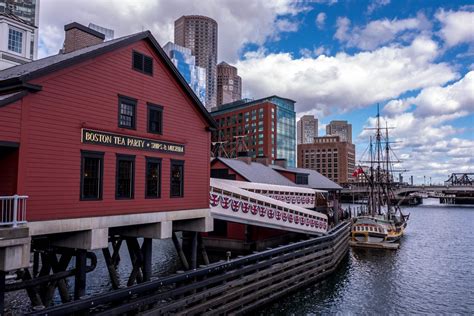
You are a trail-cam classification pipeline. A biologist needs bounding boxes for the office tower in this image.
[88,23,114,40]
[298,135,356,184]
[0,0,39,60]
[217,61,241,106]
[211,96,297,167]
[175,15,217,110]
[326,120,352,143]
[163,42,206,105]
[297,115,318,144]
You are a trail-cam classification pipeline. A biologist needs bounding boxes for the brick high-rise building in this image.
[297,115,318,144]
[0,0,39,60]
[298,135,355,184]
[175,15,217,110]
[326,120,352,143]
[217,61,241,106]
[211,96,296,167]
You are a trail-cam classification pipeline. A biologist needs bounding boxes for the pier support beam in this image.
[142,238,152,282]
[172,232,189,270]
[51,228,108,250]
[74,249,87,300]
[190,232,198,270]
[0,271,4,316]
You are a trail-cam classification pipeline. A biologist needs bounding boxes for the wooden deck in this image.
[349,240,400,250]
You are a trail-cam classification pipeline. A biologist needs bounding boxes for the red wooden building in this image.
[0,23,216,273]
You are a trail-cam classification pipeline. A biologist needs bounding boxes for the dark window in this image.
[118,95,137,129]
[80,151,104,200]
[116,155,135,199]
[147,103,163,134]
[146,157,161,198]
[170,160,184,198]
[295,173,309,185]
[132,51,153,75]
[211,168,236,180]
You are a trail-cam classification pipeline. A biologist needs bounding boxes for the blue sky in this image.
[38,0,473,183]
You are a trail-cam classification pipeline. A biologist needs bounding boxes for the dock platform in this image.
[349,240,400,250]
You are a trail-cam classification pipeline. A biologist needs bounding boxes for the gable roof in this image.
[0,31,217,129]
[213,157,297,186]
[271,165,342,190]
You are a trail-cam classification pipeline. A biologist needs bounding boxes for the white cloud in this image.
[364,73,474,183]
[334,17,350,42]
[299,45,330,58]
[436,9,474,47]
[335,13,431,50]
[316,12,326,29]
[236,36,457,115]
[38,0,309,61]
[367,0,390,15]
[358,111,473,183]
[384,71,474,116]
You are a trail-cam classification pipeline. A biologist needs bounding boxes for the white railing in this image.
[0,195,28,227]
[214,179,324,209]
[210,179,328,235]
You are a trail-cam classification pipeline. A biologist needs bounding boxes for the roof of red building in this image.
[270,165,342,191]
[212,157,342,191]
[0,31,217,129]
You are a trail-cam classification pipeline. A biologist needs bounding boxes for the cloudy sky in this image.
[37,0,473,184]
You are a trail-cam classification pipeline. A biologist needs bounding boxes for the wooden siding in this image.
[12,40,210,221]
[0,100,22,143]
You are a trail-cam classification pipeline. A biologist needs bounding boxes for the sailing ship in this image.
[350,107,409,249]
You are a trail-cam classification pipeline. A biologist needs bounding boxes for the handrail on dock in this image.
[0,195,28,227]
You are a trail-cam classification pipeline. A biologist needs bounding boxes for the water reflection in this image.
[261,204,474,315]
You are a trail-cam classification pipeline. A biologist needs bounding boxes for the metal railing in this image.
[0,195,28,227]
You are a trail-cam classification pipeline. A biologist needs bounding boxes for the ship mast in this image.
[369,136,375,216]
[385,121,392,214]
[376,104,383,215]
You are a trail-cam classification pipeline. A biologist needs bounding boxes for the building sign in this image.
[81,129,184,154]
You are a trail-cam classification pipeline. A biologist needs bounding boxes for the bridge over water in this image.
[341,173,474,205]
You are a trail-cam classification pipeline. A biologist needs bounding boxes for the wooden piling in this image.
[0,271,5,316]
[172,232,190,270]
[102,247,120,289]
[191,232,198,270]
[74,249,87,300]
[198,234,210,265]
[142,238,152,282]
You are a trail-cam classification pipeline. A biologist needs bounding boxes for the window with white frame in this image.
[8,28,23,54]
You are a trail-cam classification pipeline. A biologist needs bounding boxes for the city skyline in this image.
[33,0,473,183]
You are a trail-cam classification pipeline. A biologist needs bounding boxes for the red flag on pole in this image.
[352,167,363,177]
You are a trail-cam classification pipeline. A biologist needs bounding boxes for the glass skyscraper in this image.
[273,97,296,167]
[163,42,206,105]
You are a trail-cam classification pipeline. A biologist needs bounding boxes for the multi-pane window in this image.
[81,151,104,200]
[118,96,136,129]
[116,155,135,199]
[8,28,23,54]
[295,174,309,185]
[146,158,161,198]
[132,51,153,75]
[148,103,163,134]
[170,160,184,198]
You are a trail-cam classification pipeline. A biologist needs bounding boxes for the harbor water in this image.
[261,200,474,315]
